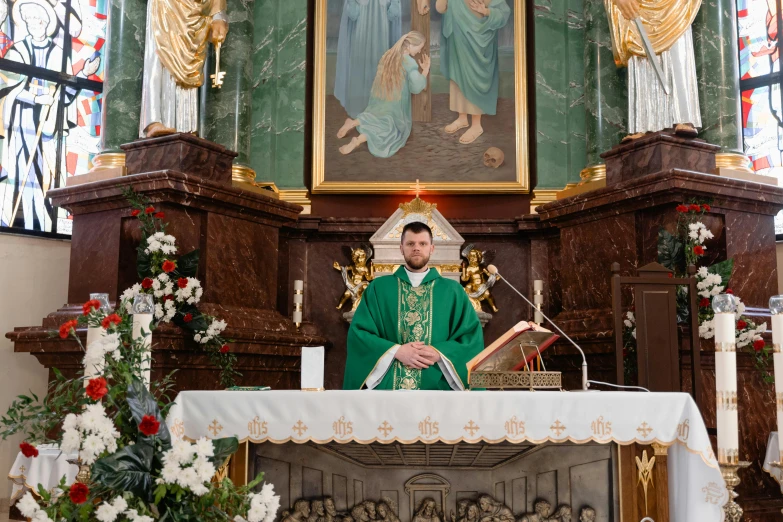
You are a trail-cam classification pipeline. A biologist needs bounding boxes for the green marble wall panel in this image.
[101,0,146,152]
[203,0,256,165]
[249,0,306,188]
[583,0,626,167]
[534,0,588,189]
[693,0,742,152]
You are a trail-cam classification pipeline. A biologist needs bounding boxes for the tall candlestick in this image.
[770,295,783,464]
[713,294,739,465]
[293,280,304,328]
[132,294,154,388]
[533,280,544,325]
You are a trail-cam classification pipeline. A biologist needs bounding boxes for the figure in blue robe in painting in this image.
[334,0,402,118]
[0,0,97,231]
[438,0,510,144]
[336,31,429,157]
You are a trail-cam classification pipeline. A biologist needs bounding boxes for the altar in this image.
[166,390,725,522]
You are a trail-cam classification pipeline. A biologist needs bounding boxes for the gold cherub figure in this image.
[461,244,500,313]
[334,246,374,311]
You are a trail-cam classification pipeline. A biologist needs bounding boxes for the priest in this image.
[343,221,484,390]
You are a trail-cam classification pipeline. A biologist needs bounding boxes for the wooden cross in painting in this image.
[412,0,431,122]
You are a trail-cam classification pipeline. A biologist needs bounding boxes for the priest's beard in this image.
[404,251,431,271]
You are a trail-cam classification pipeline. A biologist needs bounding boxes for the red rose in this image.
[131,209,141,217]
[183,313,193,323]
[726,289,734,294]
[667,273,673,278]
[82,299,101,315]
[69,482,89,504]
[19,442,38,458]
[689,204,701,212]
[85,377,108,401]
[177,277,189,289]
[699,298,710,308]
[154,212,165,219]
[693,246,704,255]
[162,294,174,302]
[754,339,766,352]
[220,344,230,354]
[162,260,176,273]
[101,314,122,329]
[144,206,155,215]
[702,203,711,212]
[676,204,688,213]
[737,319,748,330]
[138,414,160,436]
[59,319,78,339]
[141,277,154,289]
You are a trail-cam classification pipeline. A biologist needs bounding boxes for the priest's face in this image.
[401,230,434,271]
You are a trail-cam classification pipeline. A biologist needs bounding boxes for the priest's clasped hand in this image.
[395,342,441,369]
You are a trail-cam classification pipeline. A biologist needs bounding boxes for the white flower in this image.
[61,428,81,453]
[63,413,79,431]
[112,496,128,513]
[195,437,215,458]
[623,319,632,328]
[154,303,164,320]
[697,266,709,278]
[631,329,637,339]
[95,502,119,522]
[17,492,40,518]
[153,232,165,240]
[688,230,698,240]
[31,511,53,522]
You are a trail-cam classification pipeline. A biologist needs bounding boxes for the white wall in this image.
[0,234,70,507]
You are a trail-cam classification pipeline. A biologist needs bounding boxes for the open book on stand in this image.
[467,321,559,379]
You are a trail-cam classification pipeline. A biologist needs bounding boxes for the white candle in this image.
[772,310,783,462]
[533,280,543,292]
[294,280,304,291]
[293,293,303,304]
[714,311,738,464]
[84,326,105,385]
[132,313,154,388]
[293,310,303,324]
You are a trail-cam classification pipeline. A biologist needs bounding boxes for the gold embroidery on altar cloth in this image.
[392,278,435,390]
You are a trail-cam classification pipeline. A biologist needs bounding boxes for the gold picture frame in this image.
[310,0,529,194]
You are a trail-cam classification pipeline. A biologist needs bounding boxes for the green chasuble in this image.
[344,266,484,390]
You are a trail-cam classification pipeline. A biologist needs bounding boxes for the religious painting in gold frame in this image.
[311,0,529,194]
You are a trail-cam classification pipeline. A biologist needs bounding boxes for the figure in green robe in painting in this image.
[336,31,430,157]
[438,0,510,145]
[343,221,484,390]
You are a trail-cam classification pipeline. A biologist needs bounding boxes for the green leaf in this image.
[127,378,172,448]
[137,248,152,279]
[209,437,238,467]
[176,249,200,278]
[708,259,734,288]
[92,442,154,502]
[657,228,684,273]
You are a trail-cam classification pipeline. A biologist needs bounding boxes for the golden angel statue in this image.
[460,244,500,313]
[139,0,228,137]
[334,246,374,311]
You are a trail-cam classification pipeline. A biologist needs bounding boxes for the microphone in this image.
[487,265,590,391]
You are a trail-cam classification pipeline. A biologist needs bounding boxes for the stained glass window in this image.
[0,0,104,236]
[737,0,783,234]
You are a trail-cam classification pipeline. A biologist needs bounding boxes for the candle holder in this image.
[89,292,112,313]
[66,458,92,484]
[720,460,751,522]
[768,460,783,516]
[293,280,304,330]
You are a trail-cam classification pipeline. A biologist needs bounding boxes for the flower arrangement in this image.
[120,188,238,387]
[0,192,279,521]
[653,201,772,382]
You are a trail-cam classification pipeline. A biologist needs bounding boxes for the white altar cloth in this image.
[7,444,78,503]
[166,390,727,521]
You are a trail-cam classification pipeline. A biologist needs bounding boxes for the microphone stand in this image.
[489,266,590,391]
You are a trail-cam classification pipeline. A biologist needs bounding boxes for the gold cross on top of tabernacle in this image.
[292,420,308,437]
[208,419,223,437]
[464,420,480,437]
[378,421,394,437]
[410,179,426,198]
